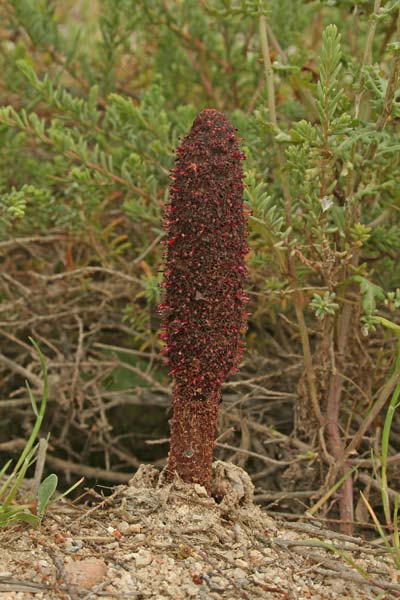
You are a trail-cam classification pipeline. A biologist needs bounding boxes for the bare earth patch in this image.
[0,462,398,600]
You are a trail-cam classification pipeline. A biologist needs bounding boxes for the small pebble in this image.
[38,560,48,567]
[182,583,200,597]
[233,567,247,581]
[235,558,248,569]
[209,575,225,589]
[64,538,83,553]
[249,549,263,563]
[64,558,107,591]
[117,520,130,534]
[105,542,119,549]
[193,484,208,497]
[134,549,153,567]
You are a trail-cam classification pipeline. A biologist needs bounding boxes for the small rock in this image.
[190,513,204,523]
[64,558,107,591]
[209,575,226,589]
[64,537,83,553]
[165,569,179,584]
[235,558,248,569]
[177,505,189,517]
[134,569,150,583]
[117,521,130,534]
[129,523,142,533]
[160,582,182,597]
[117,571,134,586]
[193,484,208,497]
[38,560,48,567]
[38,559,52,575]
[134,549,153,567]
[233,567,247,581]
[234,523,248,546]
[129,464,159,488]
[182,583,200,597]
[249,549,263,563]
[211,461,254,507]
[251,572,268,585]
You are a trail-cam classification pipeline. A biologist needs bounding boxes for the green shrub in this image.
[0,0,399,533]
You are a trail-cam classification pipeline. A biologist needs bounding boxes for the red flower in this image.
[159,109,248,490]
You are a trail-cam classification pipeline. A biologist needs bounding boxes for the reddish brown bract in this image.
[159,108,248,489]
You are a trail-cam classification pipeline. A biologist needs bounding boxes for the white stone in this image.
[134,549,153,567]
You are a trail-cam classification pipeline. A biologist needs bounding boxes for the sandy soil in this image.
[0,462,398,600]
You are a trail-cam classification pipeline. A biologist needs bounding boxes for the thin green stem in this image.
[0,339,47,502]
[258,13,321,425]
[258,14,292,228]
[379,330,400,531]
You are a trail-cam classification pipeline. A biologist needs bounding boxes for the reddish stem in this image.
[167,388,220,491]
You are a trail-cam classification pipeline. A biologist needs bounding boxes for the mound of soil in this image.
[0,462,398,599]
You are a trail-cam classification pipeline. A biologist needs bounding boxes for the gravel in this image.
[0,461,398,600]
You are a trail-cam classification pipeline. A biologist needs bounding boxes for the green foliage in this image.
[354,276,385,317]
[1,0,400,527]
[385,289,400,312]
[310,291,339,320]
[0,0,398,377]
[316,25,343,132]
[245,170,285,244]
[37,473,58,517]
[11,0,60,49]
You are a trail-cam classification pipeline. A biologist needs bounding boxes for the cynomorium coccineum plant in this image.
[159,109,249,491]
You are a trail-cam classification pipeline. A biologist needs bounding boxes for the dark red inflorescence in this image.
[159,109,249,488]
[160,109,248,402]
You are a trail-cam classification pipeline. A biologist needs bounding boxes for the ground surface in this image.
[0,462,398,600]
